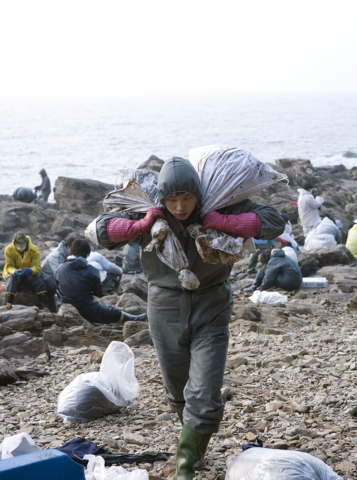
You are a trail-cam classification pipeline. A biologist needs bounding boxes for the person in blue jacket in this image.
[35,168,51,202]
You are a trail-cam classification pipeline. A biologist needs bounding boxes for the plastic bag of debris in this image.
[57,342,139,423]
[225,447,344,480]
[249,290,288,304]
[84,454,148,480]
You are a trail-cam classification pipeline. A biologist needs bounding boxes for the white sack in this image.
[225,447,343,480]
[57,342,139,423]
[305,233,336,251]
[188,145,288,216]
[250,291,288,304]
[84,454,148,480]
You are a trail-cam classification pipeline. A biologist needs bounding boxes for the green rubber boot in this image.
[174,424,212,480]
[247,252,258,273]
[177,412,183,425]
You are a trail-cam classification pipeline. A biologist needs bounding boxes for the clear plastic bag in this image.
[57,342,139,423]
[249,291,288,304]
[225,448,344,480]
[84,455,148,480]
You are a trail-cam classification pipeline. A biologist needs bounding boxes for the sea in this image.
[0,93,356,202]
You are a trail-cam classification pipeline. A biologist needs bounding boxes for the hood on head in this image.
[39,168,47,177]
[158,157,202,204]
[272,249,285,257]
[67,256,88,270]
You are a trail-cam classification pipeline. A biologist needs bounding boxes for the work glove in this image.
[14,269,24,277]
[23,267,33,276]
[201,211,261,238]
[137,208,168,233]
[107,207,167,243]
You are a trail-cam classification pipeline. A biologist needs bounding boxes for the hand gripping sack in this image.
[225,447,344,480]
[57,342,139,423]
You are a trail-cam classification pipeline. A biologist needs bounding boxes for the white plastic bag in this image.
[189,146,288,216]
[249,291,288,304]
[84,455,148,480]
[225,447,343,480]
[0,432,41,460]
[57,342,139,423]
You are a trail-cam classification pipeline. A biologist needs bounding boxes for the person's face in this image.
[164,193,197,221]
[15,243,26,252]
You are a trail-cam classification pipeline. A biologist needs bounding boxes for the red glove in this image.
[108,208,167,242]
[257,287,263,291]
[201,211,260,238]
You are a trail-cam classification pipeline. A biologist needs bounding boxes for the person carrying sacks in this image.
[89,156,285,480]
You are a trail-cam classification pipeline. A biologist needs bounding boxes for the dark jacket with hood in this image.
[36,169,51,199]
[55,256,104,321]
[260,249,302,291]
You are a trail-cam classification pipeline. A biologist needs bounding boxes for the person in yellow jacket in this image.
[2,232,49,311]
[346,220,357,260]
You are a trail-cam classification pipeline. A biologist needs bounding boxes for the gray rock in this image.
[0,356,19,385]
[116,293,147,315]
[124,329,152,347]
[122,278,148,302]
[2,338,48,359]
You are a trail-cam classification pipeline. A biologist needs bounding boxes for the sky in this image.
[0,0,356,99]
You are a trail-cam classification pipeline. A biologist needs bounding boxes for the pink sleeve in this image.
[224,212,261,237]
[107,217,142,242]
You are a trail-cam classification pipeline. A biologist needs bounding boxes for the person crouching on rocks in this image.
[55,239,146,324]
[3,232,50,311]
[89,156,285,480]
[245,247,302,293]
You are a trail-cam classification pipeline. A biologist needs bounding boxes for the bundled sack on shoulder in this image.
[226,447,343,480]
[86,148,287,288]
[57,342,139,423]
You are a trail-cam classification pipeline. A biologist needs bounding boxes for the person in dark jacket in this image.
[35,168,51,202]
[55,239,147,324]
[13,187,37,203]
[245,248,302,292]
[86,156,285,479]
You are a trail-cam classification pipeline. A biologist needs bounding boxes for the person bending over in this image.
[245,248,302,293]
[89,156,285,479]
[55,239,146,324]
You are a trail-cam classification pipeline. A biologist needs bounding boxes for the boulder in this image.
[0,356,19,385]
[123,320,149,340]
[124,329,152,347]
[116,293,147,315]
[43,325,67,346]
[121,277,148,302]
[54,177,114,215]
[137,155,164,172]
[2,338,49,359]
[303,244,354,267]
[0,306,38,331]
[57,303,94,329]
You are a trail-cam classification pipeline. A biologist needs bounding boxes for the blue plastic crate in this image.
[0,449,85,479]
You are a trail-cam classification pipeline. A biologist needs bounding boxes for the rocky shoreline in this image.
[0,157,357,479]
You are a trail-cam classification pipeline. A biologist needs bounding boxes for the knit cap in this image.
[13,232,27,244]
